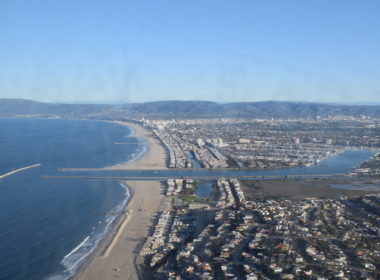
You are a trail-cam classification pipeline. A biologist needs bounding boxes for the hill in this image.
[0,99,379,119]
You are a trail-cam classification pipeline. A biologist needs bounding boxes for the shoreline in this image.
[65,123,374,279]
[72,180,167,280]
[72,122,169,280]
[105,121,168,170]
[68,184,134,280]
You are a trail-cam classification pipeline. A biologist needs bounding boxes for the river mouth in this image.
[62,149,375,179]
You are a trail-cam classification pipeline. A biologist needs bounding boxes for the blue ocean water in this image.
[0,118,375,280]
[0,119,144,280]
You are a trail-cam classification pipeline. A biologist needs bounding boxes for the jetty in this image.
[114,142,141,145]
[0,163,42,179]
[42,173,350,181]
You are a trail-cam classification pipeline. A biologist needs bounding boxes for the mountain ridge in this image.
[0,98,379,119]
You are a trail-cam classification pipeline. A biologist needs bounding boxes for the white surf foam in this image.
[63,236,89,259]
[47,183,131,280]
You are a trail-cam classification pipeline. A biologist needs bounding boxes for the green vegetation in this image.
[240,180,262,201]
[182,195,206,204]
[179,182,208,204]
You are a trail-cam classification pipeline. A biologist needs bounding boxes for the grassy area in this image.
[182,195,206,204]
[180,184,208,204]
[241,180,262,201]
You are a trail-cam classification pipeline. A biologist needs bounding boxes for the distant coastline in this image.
[105,121,168,170]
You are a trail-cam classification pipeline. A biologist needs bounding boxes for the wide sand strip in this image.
[106,121,168,170]
[73,121,169,280]
[75,180,167,280]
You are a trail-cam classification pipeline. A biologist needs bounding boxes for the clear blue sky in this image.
[0,0,379,103]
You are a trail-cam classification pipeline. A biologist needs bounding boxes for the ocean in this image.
[0,118,375,280]
[0,118,144,280]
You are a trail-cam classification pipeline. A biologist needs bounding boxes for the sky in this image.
[0,0,379,104]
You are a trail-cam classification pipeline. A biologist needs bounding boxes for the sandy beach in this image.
[74,180,168,280]
[73,122,170,280]
[106,121,168,170]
